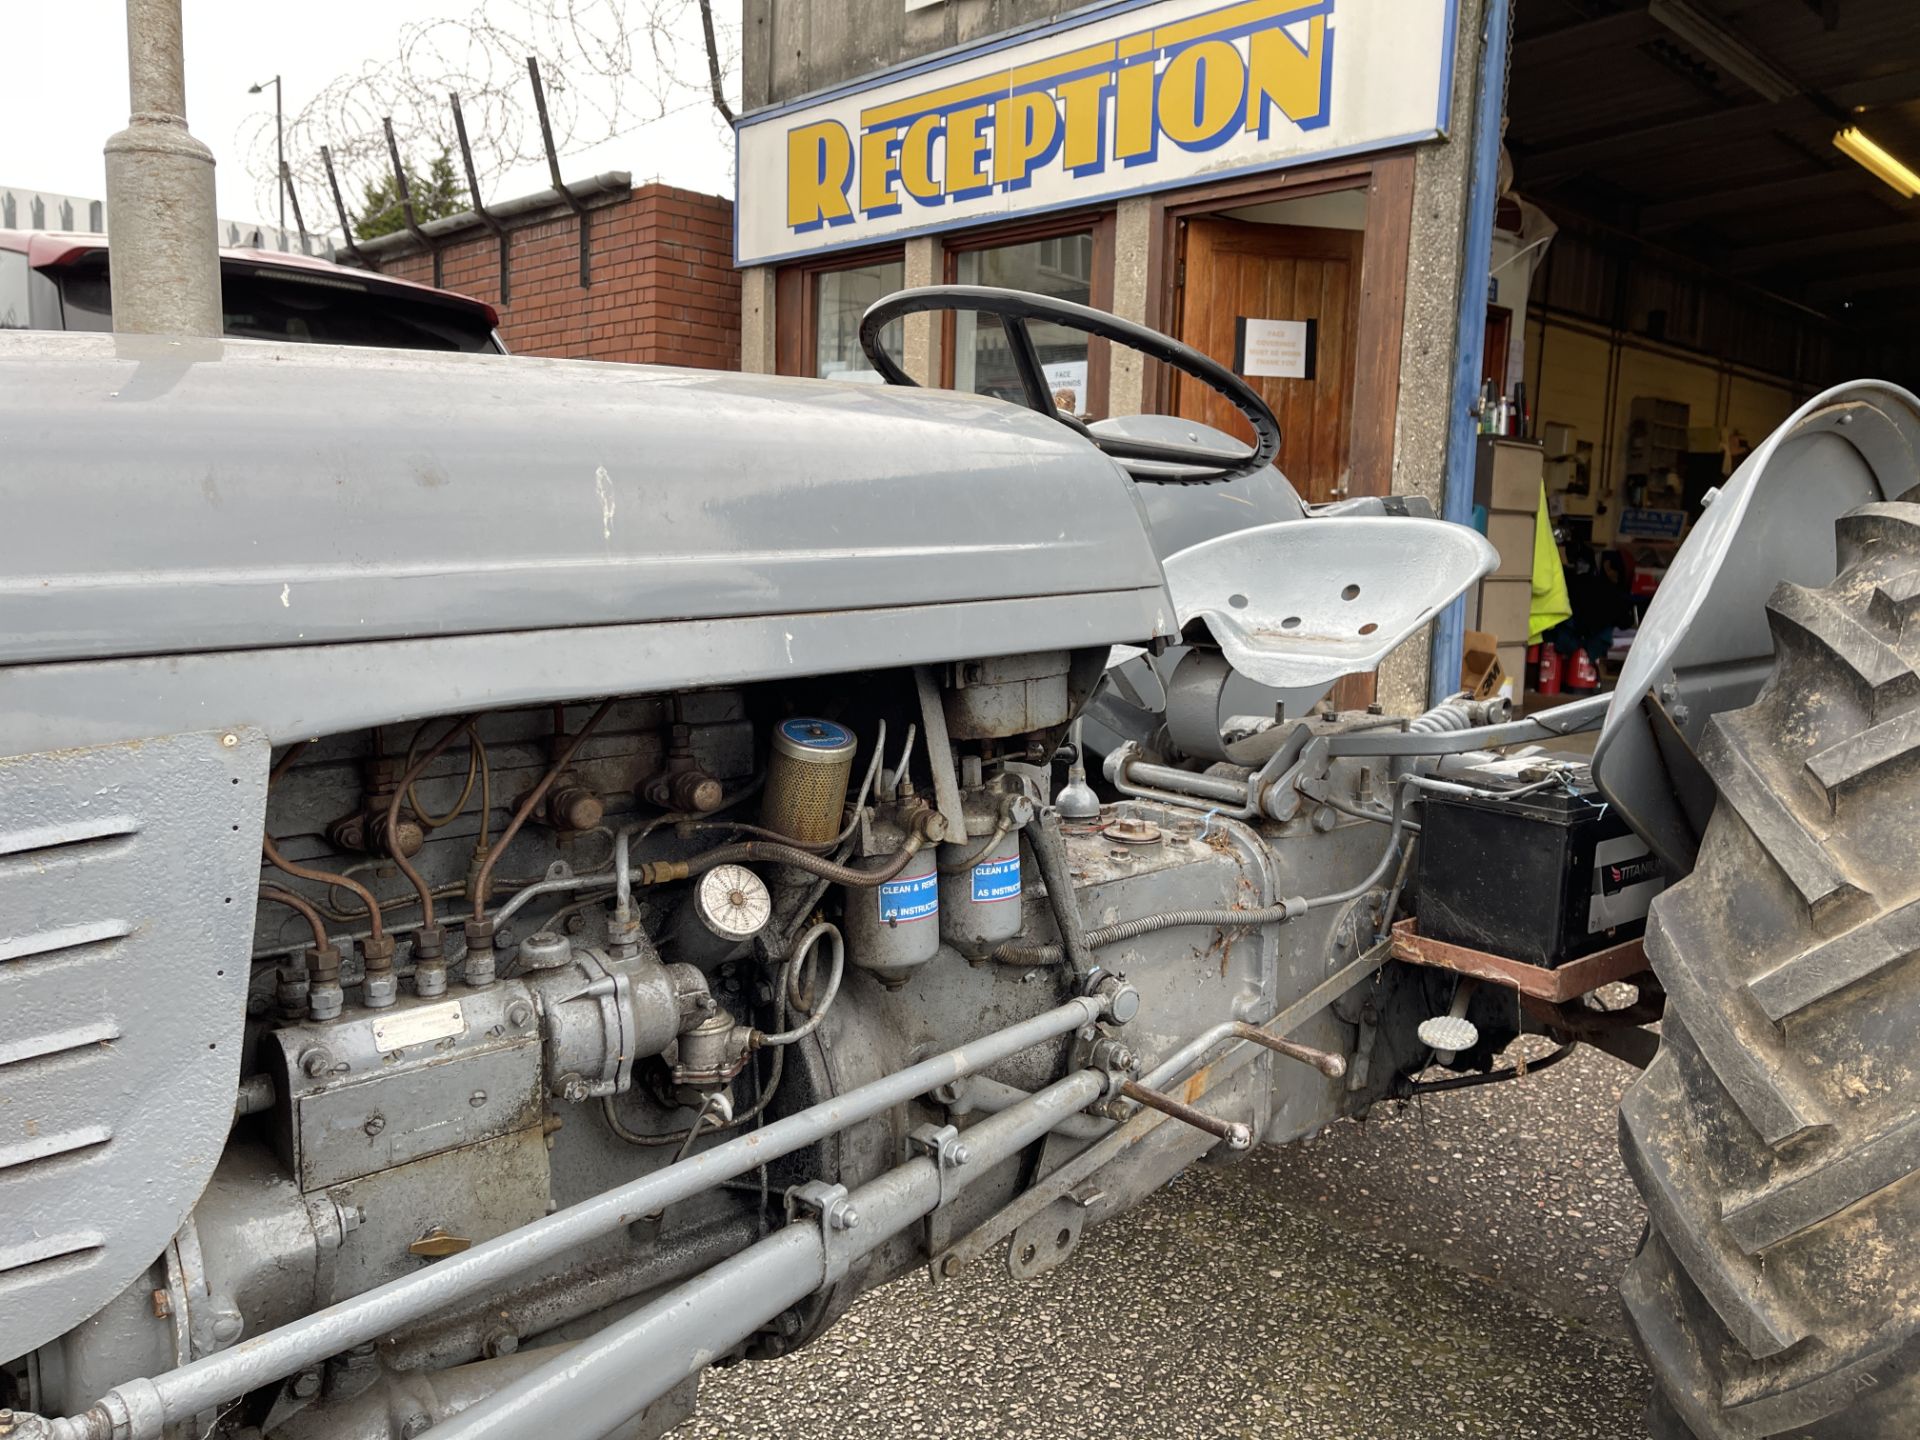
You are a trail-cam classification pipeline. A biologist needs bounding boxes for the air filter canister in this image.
[761,718,857,845]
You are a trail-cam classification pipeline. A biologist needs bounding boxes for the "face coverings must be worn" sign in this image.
[734,0,1456,266]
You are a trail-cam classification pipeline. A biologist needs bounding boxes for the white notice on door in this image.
[1042,360,1088,415]
[1236,318,1315,379]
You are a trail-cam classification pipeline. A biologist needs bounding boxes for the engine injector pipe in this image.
[385,713,484,992]
[261,836,384,945]
[470,699,614,920]
[385,713,483,928]
[256,884,339,1019]
[255,884,329,951]
[465,699,615,981]
[35,991,1127,1440]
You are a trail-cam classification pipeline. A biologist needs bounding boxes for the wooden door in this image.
[1175,219,1362,504]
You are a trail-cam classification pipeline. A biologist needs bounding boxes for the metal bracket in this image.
[911,666,969,844]
[450,91,511,305]
[1072,1029,1139,1113]
[382,116,441,288]
[320,145,371,270]
[1346,998,1379,1093]
[527,58,591,289]
[280,161,311,255]
[908,1123,971,1212]
[1162,648,1238,764]
[1295,771,1349,809]
[1389,918,1649,1003]
[785,1181,860,1286]
[1006,1197,1085,1281]
[1082,973,1141,1027]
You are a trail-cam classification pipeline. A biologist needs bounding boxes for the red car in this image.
[0,231,504,352]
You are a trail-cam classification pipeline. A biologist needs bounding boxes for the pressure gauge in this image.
[693,864,772,942]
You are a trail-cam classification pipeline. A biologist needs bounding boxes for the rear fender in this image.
[1592,381,1920,873]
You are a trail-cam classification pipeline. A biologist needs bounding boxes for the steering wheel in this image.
[859,285,1281,485]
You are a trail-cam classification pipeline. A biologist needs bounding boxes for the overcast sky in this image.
[2,2,737,231]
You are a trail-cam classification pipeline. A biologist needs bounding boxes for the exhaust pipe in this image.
[103,0,222,337]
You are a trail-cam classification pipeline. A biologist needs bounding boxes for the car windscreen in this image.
[53,258,499,353]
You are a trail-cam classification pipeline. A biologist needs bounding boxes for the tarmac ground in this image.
[673,1036,1654,1439]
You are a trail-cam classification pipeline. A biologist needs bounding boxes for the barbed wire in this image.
[240,0,739,237]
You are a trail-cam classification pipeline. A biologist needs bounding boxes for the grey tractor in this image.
[2,283,1917,1440]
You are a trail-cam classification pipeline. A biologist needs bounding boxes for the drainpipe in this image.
[1428,0,1513,703]
[103,0,222,337]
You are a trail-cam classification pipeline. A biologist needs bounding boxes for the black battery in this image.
[1413,760,1665,968]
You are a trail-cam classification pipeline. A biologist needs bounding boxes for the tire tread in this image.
[1620,499,1920,1438]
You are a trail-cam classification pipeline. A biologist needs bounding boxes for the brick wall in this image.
[380,183,740,369]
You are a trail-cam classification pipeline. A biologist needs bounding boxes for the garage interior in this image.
[1465,0,1919,702]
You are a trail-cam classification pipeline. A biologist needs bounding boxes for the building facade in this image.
[733,0,1493,708]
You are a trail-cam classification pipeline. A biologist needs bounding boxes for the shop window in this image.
[812,259,903,381]
[953,233,1095,414]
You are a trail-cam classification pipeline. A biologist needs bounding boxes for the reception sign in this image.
[735,0,1456,265]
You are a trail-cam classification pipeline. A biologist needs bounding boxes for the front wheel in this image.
[1621,498,1920,1436]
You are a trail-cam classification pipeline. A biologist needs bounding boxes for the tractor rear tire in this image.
[1620,498,1920,1438]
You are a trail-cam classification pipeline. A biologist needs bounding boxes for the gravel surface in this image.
[672,1034,1653,1439]
[1252,1036,1647,1339]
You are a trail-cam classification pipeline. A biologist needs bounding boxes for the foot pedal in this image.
[1416,1014,1479,1054]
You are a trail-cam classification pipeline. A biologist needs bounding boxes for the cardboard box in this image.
[1497,642,1527,698]
[1476,437,1544,512]
[1557,485,1597,517]
[1478,576,1533,645]
[1461,630,1504,700]
[1488,509,1535,580]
